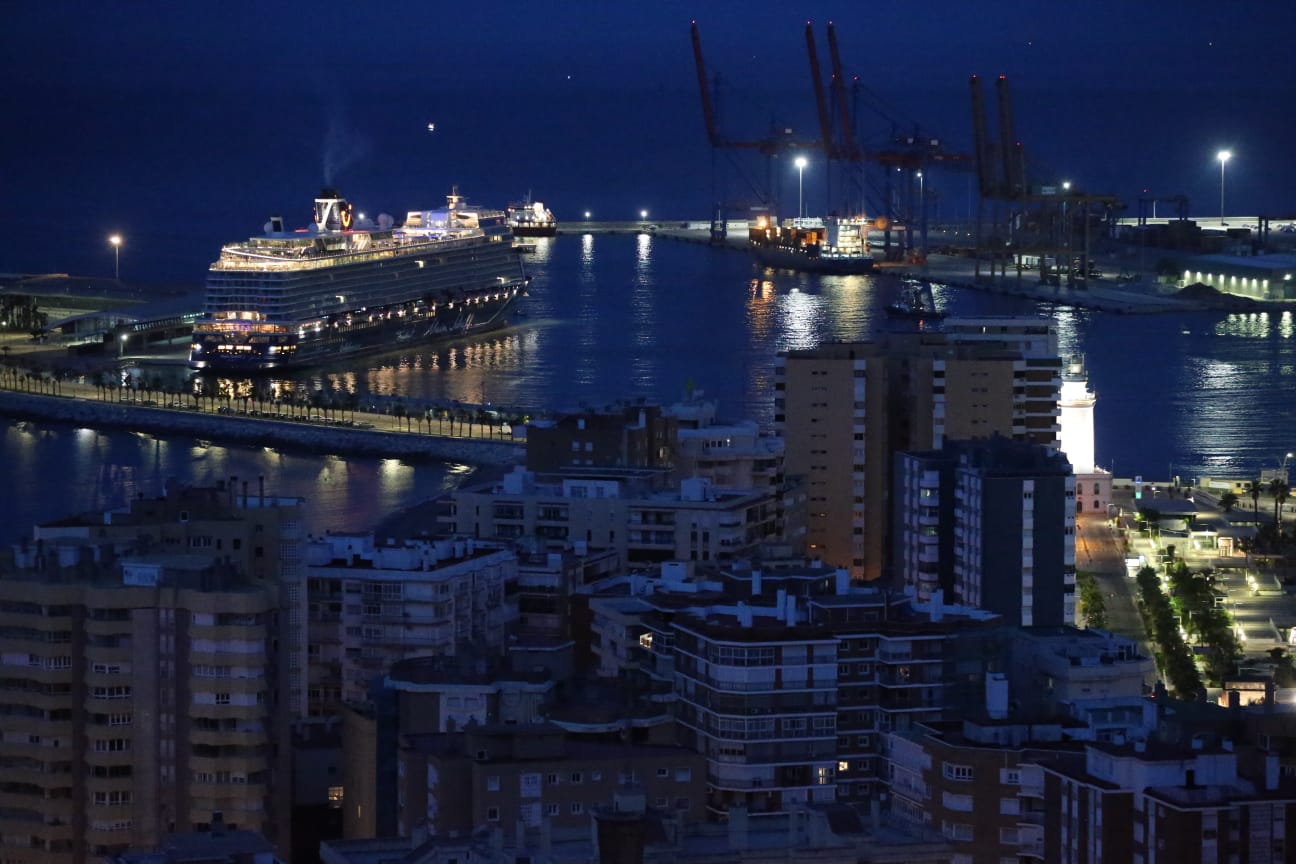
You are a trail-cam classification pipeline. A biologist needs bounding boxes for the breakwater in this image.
[0,391,524,465]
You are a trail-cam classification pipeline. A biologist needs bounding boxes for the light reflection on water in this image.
[18,236,1296,538]
[0,421,467,546]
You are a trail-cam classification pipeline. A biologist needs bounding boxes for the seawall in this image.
[0,391,524,465]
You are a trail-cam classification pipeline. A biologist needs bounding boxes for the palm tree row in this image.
[1135,565,1202,699]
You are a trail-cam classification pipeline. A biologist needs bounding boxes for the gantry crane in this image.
[691,21,822,243]
[805,21,973,259]
[969,73,1123,285]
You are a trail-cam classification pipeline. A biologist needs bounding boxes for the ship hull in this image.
[191,292,522,372]
[510,224,557,238]
[751,245,874,275]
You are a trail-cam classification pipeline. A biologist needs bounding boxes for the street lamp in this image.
[1217,150,1232,226]
[108,234,122,281]
[794,156,808,219]
[584,211,591,220]
[640,210,648,221]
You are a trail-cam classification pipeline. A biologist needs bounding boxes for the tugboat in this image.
[886,282,945,320]
[506,194,557,237]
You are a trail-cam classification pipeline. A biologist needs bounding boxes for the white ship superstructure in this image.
[190,187,527,370]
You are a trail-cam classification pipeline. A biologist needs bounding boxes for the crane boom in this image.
[691,21,721,148]
[996,75,1021,199]
[805,22,836,160]
[969,75,995,198]
[826,22,861,162]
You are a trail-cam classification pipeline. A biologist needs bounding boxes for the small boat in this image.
[886,284,945,320]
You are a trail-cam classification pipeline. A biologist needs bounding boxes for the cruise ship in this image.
[190,188,528,371]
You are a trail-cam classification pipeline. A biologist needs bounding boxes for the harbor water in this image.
[5,233,1296,544]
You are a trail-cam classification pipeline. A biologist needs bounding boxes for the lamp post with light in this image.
[794,156,808,219]
[108,234,122,281]
[1217,150,1231,226]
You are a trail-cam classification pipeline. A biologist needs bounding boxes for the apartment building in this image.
[304,533,515,714]
[776,319,1062,582]
[1039,741,1296,863]
[341,652,558,840]
[526,404,673,472]
[443,467,782,565]
[672,604,841,817]
[886,707,1087,863]
[0,546,289,863]
[895,437,1076,626]
[29,480,308,717]
[806,588,1003,804]
[514,544,620,638]
[526,398,785,492]
[400,723,707,839]
[580,560,1003,816]
[1007,627,1156,738]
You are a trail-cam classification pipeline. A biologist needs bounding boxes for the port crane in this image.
[804,21,973,260]
[691,21,823,243]
[969,73,1124,285]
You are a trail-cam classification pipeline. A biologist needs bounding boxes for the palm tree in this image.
[1218,491,1238,512]
[1248,479,1262,513]
[1270,478,1291,527]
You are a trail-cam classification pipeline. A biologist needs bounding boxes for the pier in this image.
[555,222,1288,315]
[0,374,524,465]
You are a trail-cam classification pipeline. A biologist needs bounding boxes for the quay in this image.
[560,221,1291,316]
[0,377,524,466]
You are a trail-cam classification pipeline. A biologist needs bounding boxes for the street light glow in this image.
[640,210,648,220]
[584,211,591,220]
[108,234,122,280]
[1062,180,1071,191]
[1217,150,1232,225]
[795,156,808,219]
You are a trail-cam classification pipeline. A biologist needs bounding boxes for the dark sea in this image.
[2,83,1295,545]
[4,231,1296,545]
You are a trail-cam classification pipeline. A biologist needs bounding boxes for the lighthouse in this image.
[1058,356,1111,513]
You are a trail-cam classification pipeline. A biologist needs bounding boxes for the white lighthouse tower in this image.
[1058,356,1111,514]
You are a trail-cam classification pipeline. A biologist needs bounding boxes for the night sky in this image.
[3,1,1293,285]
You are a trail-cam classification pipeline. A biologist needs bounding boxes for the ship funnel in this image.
[314,188,353,232]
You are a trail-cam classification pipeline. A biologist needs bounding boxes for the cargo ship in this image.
[506,195,558,237]
[189,188,528,371]
[748,213,874,275]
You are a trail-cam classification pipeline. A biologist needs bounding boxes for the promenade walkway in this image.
[0,357,525,465]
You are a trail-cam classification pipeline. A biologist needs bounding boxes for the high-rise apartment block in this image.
[894,437,1076,626]
[0,545,289,861]
[443,467,783,565]
[304,533,515,715]
[776,318,1062,582]
[1039,742,1295,863]
[0,482,306,862]
[581,562,1003,816]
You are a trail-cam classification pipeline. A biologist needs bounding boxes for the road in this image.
[1076,512,1156,670]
